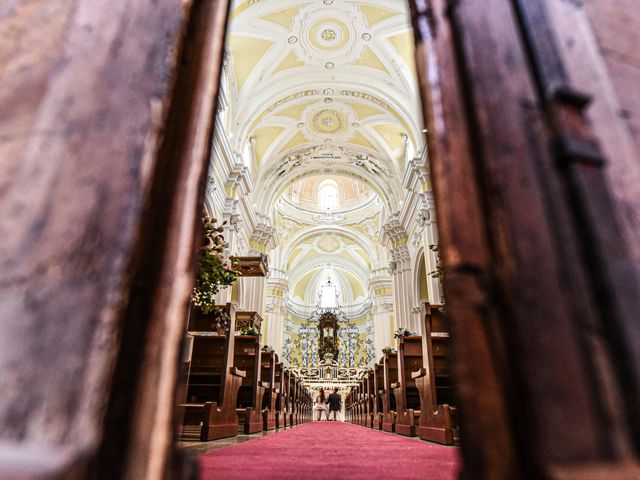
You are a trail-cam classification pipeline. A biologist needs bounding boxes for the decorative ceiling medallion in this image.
[289,4,370,68]
[312,20,346,50]
[298,101,358,142]
[322,29,337,41]
[311,109,344,134]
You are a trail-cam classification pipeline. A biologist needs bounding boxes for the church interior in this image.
[2,0,640,479]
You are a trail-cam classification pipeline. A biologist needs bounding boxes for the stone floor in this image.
[177,425,295,455]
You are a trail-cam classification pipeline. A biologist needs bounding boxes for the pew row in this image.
[412,303,459,445]
[181,304,245,441]
[344,303,459,445]
[261,351,279,431]
[392,335,422,436]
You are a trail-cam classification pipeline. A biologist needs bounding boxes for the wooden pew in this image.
[289,373,298,425]
[363,375,370,427]
[358,379,367,426]
[303,381,309,423]
[285,370,296,427]
[367,370,375,428]
[374,363,384,429]
[296,379,305,425]
[273,361,285,429]
[295,377,303,424]
[359,380,367,425]
[352,386,358,424]
[261,350,278,431]
[412,303,459,445]
[352,384,360,424]
[234,331,265,434]
[381,352,398,432]
[303,387,311,423]
[345,389,351,422]
[392,335,423,436]
[182,304,245,441]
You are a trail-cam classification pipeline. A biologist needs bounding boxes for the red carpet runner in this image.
[199,422,460,479]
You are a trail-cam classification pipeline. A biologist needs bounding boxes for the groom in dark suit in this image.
[327,388,342,421]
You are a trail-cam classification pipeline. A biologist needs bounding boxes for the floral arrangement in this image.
[394,327,416,339]
[210,306,231,335]
[261,344,273,353]
[192,215,239,313]
[382,346,396,355]
[240,326,260,336]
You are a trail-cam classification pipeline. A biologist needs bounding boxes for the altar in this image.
[285,279,370,387]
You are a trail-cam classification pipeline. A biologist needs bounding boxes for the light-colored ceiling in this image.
[224,0,422,310]
[283,175,374,211]
[225,0,424,213]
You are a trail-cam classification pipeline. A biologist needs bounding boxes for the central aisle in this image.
[198,422,459,479]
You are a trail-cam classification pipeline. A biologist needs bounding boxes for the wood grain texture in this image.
[0,0,186,444]
[411,0,640,477]
[0,0,229,478]
[409,1,517,477]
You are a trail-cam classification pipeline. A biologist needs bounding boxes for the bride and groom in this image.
[314,388,341,421]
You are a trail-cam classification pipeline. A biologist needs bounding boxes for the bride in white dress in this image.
[314,388,329,421]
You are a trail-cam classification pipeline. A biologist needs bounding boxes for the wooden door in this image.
[408,0,640,478]
[0,1,231,478]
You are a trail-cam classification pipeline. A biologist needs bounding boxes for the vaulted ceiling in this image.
[222,0,424,313]
[224,0,424,214]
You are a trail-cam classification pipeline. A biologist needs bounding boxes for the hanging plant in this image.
[192,215,240,314]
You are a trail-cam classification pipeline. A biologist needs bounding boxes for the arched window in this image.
[318,180,340,211]
[320,275,338,308]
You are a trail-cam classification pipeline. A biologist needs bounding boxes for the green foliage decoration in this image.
[240,326,260,336]
[192,215,239,313]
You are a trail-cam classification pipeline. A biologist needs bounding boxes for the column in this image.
[265,273,288,355]
[369,269,394,359]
